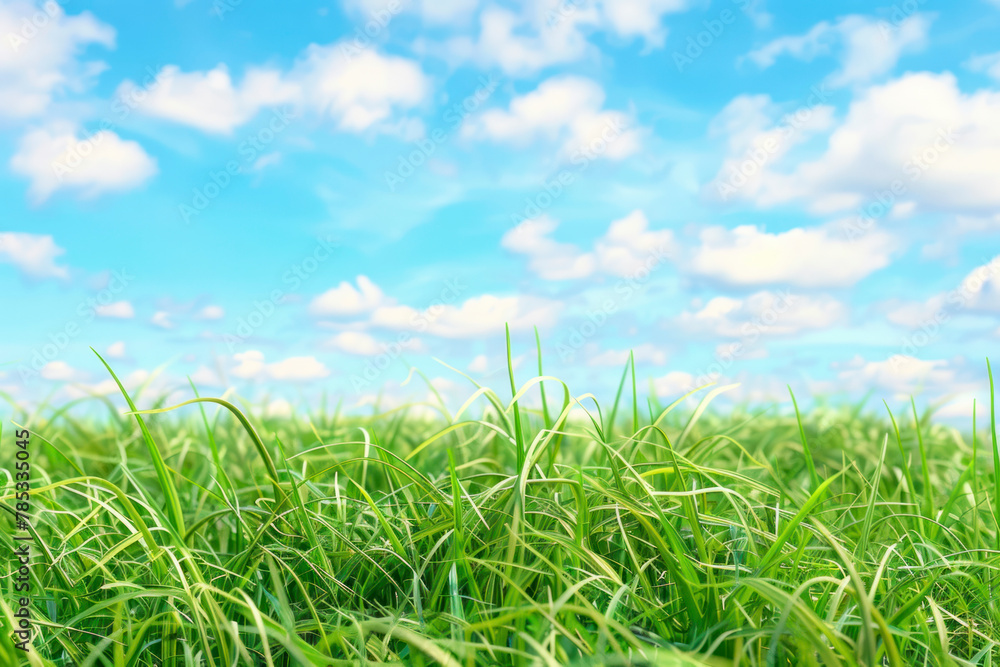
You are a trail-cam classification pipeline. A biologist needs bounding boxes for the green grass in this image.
[2,349,1000,666]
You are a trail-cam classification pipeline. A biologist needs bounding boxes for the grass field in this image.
[2,345,1000,666]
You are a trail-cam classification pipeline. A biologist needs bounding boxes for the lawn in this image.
[2,346,999,665]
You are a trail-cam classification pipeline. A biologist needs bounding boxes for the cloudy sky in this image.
[2,0,999,417]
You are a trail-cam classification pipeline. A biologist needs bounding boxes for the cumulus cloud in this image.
[0,0,115,117]
[370,294,562,338]
[443,5,597,76]
[231,350,330,382]
[502,211,673,280]
[463,76,641,160]
[151,311,173,329]
[293,43,429,131]
[64,368,154,399]
[885,255,1000,327]
[705,92,836,203]
[746,13,931,87]
[267,356,331,381]
[310,276,386,316]
[653,370,698,397]
[678,290,847,337]
[40,360,84,381]
[106,341,126,359]
[95,301,134,318]
[116,65,298,134]
[727,73,1000,214]
[190,365,225,388]
[468,354,490,374]
[197,305,225,320]
[126,44,429,135]
[600,0,689,48]
[833,354,976,398]
[0,232,69,279]
[10,123,157,203]
[441,1,693,75]
[686,225,895,287]
[344,0,475,25]
[326,330,423,356]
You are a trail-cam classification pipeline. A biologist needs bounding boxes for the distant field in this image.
[2,350,999,666]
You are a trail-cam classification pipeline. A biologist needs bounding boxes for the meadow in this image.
[2,343,999,665]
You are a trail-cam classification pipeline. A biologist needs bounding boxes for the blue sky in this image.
[2,0,1000,418]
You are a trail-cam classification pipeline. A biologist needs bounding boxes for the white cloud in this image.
[935,393,988,420]
[444,5,596,76]
[468,354,490,374]
[197,305,225,320]
[441,1,693,74]
[293,43,429,132]
[705,93,836,203]
[65,368,152,398]
[678,290,846,337]
[95,300,134,318]
[310,275,386,316]
[501,215,595,280]
[737,73,1000,214]
[687,225,894,287]
[599,0,689,49]
[151,311,173,329]
[370,294,562,338]
[0,232,69,279]
[265,398,293,418]
[40,360,83,381]
[231,350,265,379]
[190,365,225,387]
[327,330,423,356]
[106,341,126,359]
[834,355,973,398]
[589,344,668,367]
[230,350,329,382]
[11,122,157,203]
[344,0,475,24]
[117,64,298,134]
[463,76,641,160]
[502,210,673,280]
[594,210,674,275]
[419,0,476,23]
[747,14,931,87]
[886,255,1000,327]
[0,0,115,117]
[124,43,428,135]
[966,51,1000,81]
[653,370,697,397]
[267,356,330,381]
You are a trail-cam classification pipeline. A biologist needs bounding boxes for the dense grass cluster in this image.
[3,349,1000,665]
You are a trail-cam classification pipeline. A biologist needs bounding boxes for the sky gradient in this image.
[2,0,1000,418]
